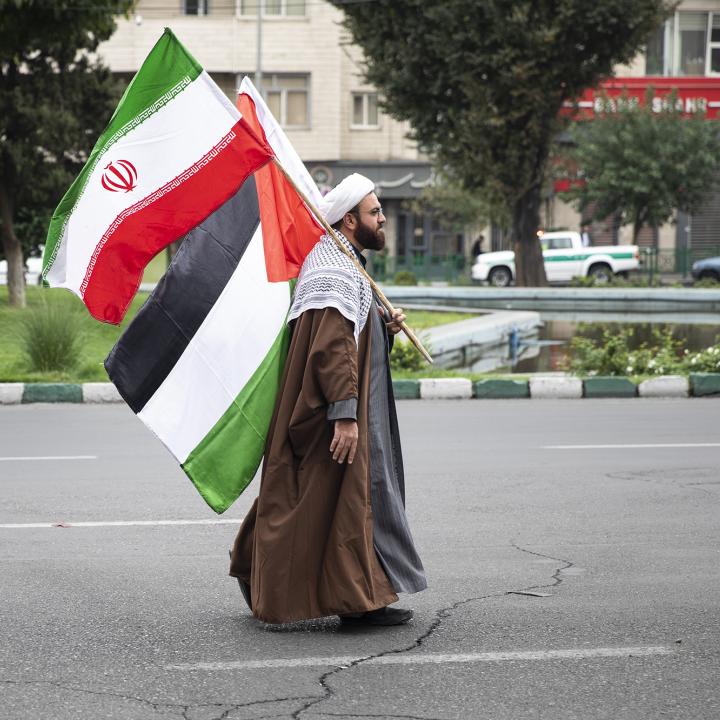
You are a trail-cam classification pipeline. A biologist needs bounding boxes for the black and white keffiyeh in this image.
[287,231,372,345]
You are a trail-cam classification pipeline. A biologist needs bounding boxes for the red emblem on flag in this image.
[101,160,138,193]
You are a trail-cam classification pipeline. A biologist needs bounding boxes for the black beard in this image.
[355,220,386,251]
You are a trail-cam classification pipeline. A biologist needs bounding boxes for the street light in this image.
[255,0,263,95]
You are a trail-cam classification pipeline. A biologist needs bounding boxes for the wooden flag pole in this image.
[270,157,433,364]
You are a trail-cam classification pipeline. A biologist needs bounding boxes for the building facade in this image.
[99,1,720,266]
[98,0,448,265]
[543,1,720,259]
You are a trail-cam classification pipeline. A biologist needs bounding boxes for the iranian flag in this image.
[101,68,323,513]
[43,29,273,324]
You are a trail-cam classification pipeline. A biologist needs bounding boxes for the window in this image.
[645,23,666,75]
[183,0,208,15]
[678,12,707,75]
[240,0,305,15]
[264,74,309,128]
[710,14,720,74]
[546,237,572,250]
[351,92,379,128]
[645,12,720,76]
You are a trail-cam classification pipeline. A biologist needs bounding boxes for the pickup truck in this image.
[471,231,640,286]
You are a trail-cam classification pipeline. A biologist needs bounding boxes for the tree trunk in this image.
[512,183,548,287]
[632,219,643,245]
[0,183,26,308]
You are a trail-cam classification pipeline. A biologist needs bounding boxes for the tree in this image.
[412,171,507,236]
[560,91,720,243]
[329,0,672,285]
[0,0,134,308]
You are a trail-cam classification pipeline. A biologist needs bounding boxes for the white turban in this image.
[319,173,375,225]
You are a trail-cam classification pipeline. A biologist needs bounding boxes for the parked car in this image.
[0,250,43,285]
[691,256,720,282]
[471,231,640,287]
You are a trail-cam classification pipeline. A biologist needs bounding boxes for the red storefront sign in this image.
[565,76,720,119]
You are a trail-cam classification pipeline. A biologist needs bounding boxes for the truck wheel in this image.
[587,263,613,284]
[488,266,512,287]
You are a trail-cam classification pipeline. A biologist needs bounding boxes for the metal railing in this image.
[366,248,720,285]
[368,254,470,283]
[639,247,720,279]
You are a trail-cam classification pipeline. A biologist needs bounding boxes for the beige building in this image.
[98,0,452,268]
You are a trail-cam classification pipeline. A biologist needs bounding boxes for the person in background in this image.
[471,234,484,258]
[580,223,592,247]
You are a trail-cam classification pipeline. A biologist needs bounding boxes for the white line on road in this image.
[0,455,97,461]
[166,646,673,671]
[544,443,720,450]
[0,518,243,529]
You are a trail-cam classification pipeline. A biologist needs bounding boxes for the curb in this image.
[690,372,720,397]
[583,377,638,398]
[1,376,719,404]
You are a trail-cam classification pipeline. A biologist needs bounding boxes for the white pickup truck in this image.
[471,231,640,287]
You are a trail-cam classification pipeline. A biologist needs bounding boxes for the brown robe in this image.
[229,307,398,623]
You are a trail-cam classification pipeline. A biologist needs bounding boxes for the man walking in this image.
[229,173,427,626]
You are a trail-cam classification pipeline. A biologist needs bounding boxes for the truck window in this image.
[547,237,572,250]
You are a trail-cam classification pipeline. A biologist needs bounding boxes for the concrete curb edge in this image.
[1,376,718,404]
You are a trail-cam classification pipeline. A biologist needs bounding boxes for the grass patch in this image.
[403,310,476,329]
[0,286,149,382]
[17,297,85,372]
[142,252,169,284]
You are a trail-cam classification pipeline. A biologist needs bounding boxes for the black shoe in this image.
[238,578,252,612]
[229,549,252,612]
[340,606,413,626]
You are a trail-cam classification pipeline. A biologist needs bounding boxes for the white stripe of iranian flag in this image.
[137,227,290,463]
[46,72,240,292]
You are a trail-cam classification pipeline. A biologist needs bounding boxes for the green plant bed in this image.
[564,324,720,377]
[0,286,149,383]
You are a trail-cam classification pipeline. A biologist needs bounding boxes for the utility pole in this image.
[255,0,263,94]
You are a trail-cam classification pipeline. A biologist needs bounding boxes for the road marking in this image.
[0,455,97,461]
[166,646,673,671]
[0,518,243,529]
[544,443,720,450]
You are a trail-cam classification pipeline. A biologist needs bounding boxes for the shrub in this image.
[693,276,720,288]
[17,299,85,372]
[390,336,429,372]
[393,270,418,286]
[564,326,686,376]
[683,344,720,372]
[570,274,662,288]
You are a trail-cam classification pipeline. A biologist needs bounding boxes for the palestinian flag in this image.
[105,77,324,513]
[43,29,273,324]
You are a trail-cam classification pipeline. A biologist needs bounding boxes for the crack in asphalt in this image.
[509,543,575,592]
[605,467,720,498]
[0,678,315,720]
[2,545,576,720]
[0,678,187,717]
[287,542,575,720]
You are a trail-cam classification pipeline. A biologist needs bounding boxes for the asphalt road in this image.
[1,399,718,720]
